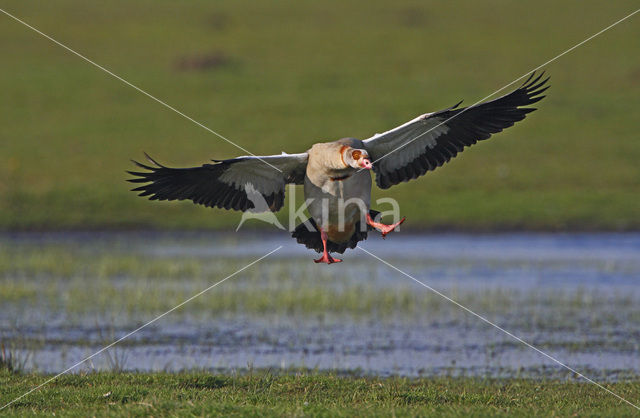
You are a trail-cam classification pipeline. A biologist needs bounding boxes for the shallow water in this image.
[1,231,639,379]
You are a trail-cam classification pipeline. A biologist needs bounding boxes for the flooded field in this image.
[1,231,639,380]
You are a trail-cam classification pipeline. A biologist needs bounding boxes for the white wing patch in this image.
[370,121,450,174]
[219,161,284,195]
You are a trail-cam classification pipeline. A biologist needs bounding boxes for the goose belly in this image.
[304,171,372,243]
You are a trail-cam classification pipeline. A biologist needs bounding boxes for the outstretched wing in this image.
[127,152,308,212]
[363,72,549,189]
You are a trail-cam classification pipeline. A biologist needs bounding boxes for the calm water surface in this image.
[1,231,639,379]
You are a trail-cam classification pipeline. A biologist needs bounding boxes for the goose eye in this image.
[351,150,361,160]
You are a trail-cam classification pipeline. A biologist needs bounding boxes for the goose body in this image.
[129,73,549,263]
[305,138,372,245]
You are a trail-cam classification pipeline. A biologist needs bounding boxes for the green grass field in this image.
[1,371,639,416]
[1,0,639,230]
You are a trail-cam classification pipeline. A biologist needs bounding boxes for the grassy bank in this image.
[1,371,639,416]
[1,0,639,230]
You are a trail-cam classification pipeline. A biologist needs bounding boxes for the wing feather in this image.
[127,152,308,212]
[364,72,549,189]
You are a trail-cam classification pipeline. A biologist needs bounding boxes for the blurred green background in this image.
[0,0,638,230]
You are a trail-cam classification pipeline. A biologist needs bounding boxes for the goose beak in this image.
[360,158,373,170]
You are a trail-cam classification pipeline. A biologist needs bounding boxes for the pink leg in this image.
[366,214,406,239]
[314,228,342,264]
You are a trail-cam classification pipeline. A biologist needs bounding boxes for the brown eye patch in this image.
[351,150,362,160]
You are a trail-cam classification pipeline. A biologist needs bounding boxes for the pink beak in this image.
[360,158,373,170]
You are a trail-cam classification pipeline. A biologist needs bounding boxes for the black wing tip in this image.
[125,170,152,181]
[127,153,163,187]
[516,71,550,107]
[142,152,167,168]
[130,160,155,172]
[522,70,545,86]
[451,100,464,109]
[522,71,550,91]
[129,152,167,172]
[522,71,536,85]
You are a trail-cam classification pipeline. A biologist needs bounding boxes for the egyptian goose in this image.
[129,73,548,263]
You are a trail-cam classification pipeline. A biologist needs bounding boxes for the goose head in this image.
[342,147,372,170]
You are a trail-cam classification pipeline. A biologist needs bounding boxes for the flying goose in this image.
[129,72,548,263]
